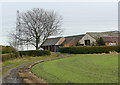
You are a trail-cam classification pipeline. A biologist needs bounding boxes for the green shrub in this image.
[59,46,120,54]
[2,53,16,61]
[1,46,19,57]
[19,50,51,57]
[97,37,105,46]
[1,46,20,61]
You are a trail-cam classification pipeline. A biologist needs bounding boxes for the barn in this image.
[42,34,85,52]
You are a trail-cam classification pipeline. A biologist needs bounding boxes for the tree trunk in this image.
[36,46,39,50]
[36,38,39,50]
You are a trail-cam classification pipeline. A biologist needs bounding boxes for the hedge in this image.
[2,53,17,61]
[59,46,120,54]
[2,46,17,54]
[19,50,51,57]
[1,46,20,61]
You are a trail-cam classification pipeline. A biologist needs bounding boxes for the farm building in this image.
[100,36,120,46]
[63,34,85,47]
[42,31,120,52]
[42,37,65,52]
[79,32,120,46]
[42,34,85,52]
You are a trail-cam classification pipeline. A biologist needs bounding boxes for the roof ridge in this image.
[87,32,119,34]
[48,34,85,39]
[64,34,85,38]
[47,37,62,39]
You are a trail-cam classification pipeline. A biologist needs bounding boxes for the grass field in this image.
[32,54,118,83]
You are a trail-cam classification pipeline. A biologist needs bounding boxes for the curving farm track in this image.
[2,62,32,84]
[1,54,70,84]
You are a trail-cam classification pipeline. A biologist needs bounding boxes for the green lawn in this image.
[32,54,118,83]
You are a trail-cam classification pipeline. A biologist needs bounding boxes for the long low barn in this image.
[42,31,120,52]
[42,34,85,52]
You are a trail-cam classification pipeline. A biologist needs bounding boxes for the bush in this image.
[2,53,17,61]
[1,46,20,57]
[97,37,105,46]
[59,46,120,54]
[19,50,51,57]
[2,46,16,54]
[1,46,20,61]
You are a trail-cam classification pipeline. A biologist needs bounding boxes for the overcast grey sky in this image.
[1,2,118,46]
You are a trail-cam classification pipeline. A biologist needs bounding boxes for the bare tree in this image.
[8,33,18,50]
[12,8,63,50]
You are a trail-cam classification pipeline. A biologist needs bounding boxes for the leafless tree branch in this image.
[10,8,63,50]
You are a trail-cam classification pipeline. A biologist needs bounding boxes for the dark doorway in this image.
[46,46,48,50]
[85,40,90,45]
[50,46,52,51]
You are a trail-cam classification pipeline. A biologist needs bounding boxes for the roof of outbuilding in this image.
[42,34,85,46]
[42,37,62,46]
[86,32,120,40]
[101,36,120,42]
[63,34,85,44]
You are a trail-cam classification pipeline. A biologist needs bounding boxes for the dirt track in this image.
[2,62,32,84]
[2,54,70,84]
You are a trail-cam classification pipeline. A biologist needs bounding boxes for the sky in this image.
[0,2,118,46]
